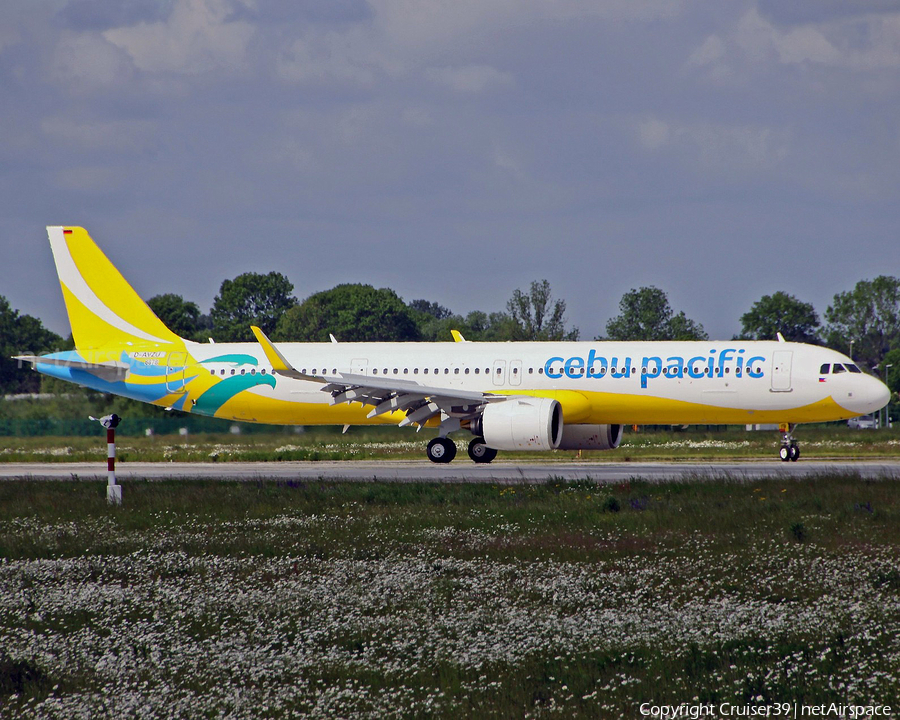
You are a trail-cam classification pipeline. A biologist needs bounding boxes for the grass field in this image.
[1,424,899,463]
[1,474,898,718]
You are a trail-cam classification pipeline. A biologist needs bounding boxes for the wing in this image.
[251,326,502,429]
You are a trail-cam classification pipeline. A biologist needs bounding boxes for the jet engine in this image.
[557,424,623,450]
[474,398,563,451]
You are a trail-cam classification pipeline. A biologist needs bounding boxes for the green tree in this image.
[603,286,707,341]
[506,279,579,341]
[210,272,297,342]
[738,291,820,343]
[408,299,459,341]
[147,294,202,339]
[0,296,62,394]
[408,299,452,320]
[824,276,900,368]
[275,284,420,342]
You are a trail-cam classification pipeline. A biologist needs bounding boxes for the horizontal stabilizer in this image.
[14,355,129,382]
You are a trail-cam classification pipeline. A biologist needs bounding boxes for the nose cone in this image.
[837,375,891,415]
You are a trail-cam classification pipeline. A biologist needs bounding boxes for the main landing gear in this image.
[426,437,457,464]
[778,423,800,462]
[425,436,498,464]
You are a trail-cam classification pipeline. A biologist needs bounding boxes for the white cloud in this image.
[103,0,255,74]
[425,64,513,93]
[52,32,133,87]
[685,123,789,170]
[276,30,391,86]
[696,7,900,74]
[636,115,790,171]
[637,118,670,150]
[41,117,156,152]
[686,34,726,69]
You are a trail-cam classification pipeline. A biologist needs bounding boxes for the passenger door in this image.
[771,351,793,392]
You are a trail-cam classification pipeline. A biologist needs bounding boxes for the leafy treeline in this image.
[2,275,899,397]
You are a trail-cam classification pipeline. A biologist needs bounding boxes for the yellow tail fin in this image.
[47,226,181,349]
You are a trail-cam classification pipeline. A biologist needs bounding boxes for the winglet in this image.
[250,326,292,371]
[250,325,320,381]
[450,329,467,343]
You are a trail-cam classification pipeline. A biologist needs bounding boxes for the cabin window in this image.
[444,368,449,374]
[383,368,388,375]
[403,368,408,374]
[496,368,501,374]
[538,367,543,374]
[332,368,337,374]
[261,369,266,375]
[413,368,418,374]
[464,368,470,374]
[423,368,428,374]
[475,368,480,374]
[241,369,246,375]
[454,368,460,374]
[250,369,256,375]
[513,367,518,374]
[220,369,225,375]
[528,368,533,374]
[393,368,398,374]
[373,369,378,374]
[820,363,830,374]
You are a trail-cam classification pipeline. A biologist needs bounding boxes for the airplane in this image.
[14,227,891,464]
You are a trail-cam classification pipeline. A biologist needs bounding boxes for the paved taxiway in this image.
[1,460,898,483]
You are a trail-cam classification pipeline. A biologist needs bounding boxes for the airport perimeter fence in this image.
[0,417,299,437]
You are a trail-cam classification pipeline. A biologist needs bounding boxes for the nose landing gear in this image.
[778,423,800,462]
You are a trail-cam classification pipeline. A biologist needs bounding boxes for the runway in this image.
[1,460,899,483]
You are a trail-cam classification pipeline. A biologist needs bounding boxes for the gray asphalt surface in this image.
[1,460,898,483]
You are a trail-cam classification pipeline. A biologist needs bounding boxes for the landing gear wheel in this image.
[778,423,800,462]
[467,437,497,464]
[427,437,457,464]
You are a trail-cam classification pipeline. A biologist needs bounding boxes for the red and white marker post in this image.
[91,414,122,505]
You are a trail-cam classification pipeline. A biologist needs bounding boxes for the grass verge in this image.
[0,425,899,462]
[0,474,898,717]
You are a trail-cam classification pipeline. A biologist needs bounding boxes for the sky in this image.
[2,0,899,341]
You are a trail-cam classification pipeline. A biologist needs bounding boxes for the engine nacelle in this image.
[477,398,563,451]
[557,424,623,451]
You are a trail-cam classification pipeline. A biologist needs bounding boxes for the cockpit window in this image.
[832,364,847,374]
[846,364,862,373]
[819,363,830,374]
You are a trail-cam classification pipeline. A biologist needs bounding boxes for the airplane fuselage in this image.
[37,339,884,427]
